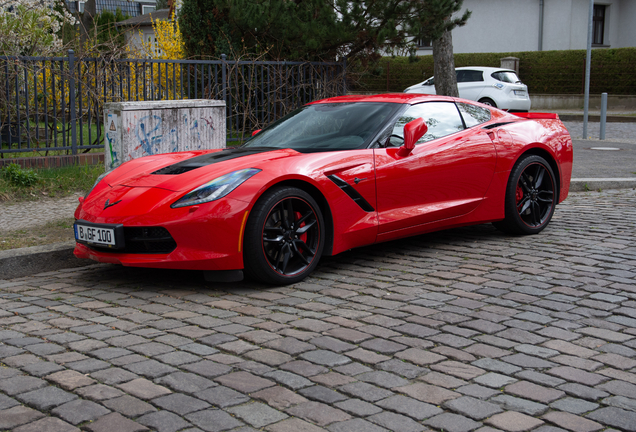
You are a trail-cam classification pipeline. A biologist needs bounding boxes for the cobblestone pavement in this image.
[1,190,636,432]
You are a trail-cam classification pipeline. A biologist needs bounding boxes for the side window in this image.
[491,71,520,83]
[469,70,484,82]
[457,102,491,128]
[457,70,483,83]
[392,102,464,144]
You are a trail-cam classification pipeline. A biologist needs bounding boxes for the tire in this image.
[479,98,497,108]
[493,155,557,235]
[243,186,325,285]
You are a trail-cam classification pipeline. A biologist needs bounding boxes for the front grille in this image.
[124,227,177,253]
[88,226,177,254]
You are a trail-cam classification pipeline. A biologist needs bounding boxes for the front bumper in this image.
[74,195,251,271]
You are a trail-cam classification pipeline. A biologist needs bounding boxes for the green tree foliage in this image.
[179,0,242,59]
[179,0,469,61]
[91,8,129,50]
[415,0,470,45]
[0,0,77,56]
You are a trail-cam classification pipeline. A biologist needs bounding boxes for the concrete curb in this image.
[0,241,93,279]
[570,178,636,192]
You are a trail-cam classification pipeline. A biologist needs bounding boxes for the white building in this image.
[117,9,170,58]
[414,0,636,55]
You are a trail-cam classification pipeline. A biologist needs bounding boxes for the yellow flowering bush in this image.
[137,16,185,100]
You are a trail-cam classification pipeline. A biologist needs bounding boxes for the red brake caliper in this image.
[516,185,524,204]
[295,212,306,252]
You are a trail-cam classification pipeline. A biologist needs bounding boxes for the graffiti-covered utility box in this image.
[103,99,226,171]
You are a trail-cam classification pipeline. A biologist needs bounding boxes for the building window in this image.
[147,35,161,57]
[142,5,156,15]
[417,37,432,49]
[593,4,606,45]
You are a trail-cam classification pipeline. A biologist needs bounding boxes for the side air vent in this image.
[327,175,375,212]
[482,121,515,130]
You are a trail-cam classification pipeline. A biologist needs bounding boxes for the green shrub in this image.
[2,163,39,187]
[350,47,636,95]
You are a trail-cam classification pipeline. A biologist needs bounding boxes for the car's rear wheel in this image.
[244,186,324,284]
[493,155,557,235]
[479,97,497,108]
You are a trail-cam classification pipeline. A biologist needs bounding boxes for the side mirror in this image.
[397,118,428,157]
[251,129,262,137]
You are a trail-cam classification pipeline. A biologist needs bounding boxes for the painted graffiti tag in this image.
[136,115,163,155]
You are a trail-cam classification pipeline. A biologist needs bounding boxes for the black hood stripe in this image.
[152,147,276,175]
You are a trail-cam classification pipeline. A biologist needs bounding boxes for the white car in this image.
[404,66,531,112]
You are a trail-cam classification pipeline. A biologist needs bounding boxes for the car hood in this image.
[103,147,299,192]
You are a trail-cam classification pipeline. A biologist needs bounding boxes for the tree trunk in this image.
[432,29,458,97]
[80,0,97,48]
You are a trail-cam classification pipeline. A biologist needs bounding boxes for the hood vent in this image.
[152,147,275,175]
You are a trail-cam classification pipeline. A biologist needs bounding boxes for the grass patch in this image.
[0,163,104,202]
[0,218,75,250]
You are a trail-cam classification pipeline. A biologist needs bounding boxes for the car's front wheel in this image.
[244,186,325,284]
[493,155,557,235]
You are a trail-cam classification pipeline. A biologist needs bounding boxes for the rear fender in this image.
[487,117,572,203]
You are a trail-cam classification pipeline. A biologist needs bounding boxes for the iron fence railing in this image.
[0,51,347,156]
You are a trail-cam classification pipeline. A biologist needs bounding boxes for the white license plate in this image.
[75,224,117,247]
[514,90,527,97]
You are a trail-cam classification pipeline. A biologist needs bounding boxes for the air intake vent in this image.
[88,226,176,254]
[327,174,375,212]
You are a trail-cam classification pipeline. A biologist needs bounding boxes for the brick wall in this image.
[0,154,103,170]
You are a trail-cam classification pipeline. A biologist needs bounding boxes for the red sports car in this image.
[74,94,572,284]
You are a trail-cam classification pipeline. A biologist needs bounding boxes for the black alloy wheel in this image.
[493,155,557,235]
[244,187,324,284]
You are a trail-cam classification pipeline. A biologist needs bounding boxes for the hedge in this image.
[349,47,636,95]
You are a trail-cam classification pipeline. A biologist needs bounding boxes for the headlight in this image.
[171,168,261,208]
[85,172,108,199]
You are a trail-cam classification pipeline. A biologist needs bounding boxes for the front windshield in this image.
[243,102,401,152]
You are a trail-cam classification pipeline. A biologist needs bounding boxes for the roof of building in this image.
[65,0,157,17]
[117,9,170,26]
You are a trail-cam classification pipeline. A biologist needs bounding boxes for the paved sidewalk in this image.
[562,120,636,143]
[0,189,635,431]
[0,196,79,231]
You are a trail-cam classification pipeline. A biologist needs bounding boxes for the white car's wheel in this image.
[478,98,497,108]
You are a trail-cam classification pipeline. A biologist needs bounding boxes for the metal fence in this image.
[0,51,347,156]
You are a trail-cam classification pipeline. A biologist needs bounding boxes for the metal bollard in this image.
[600,92,607,140]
